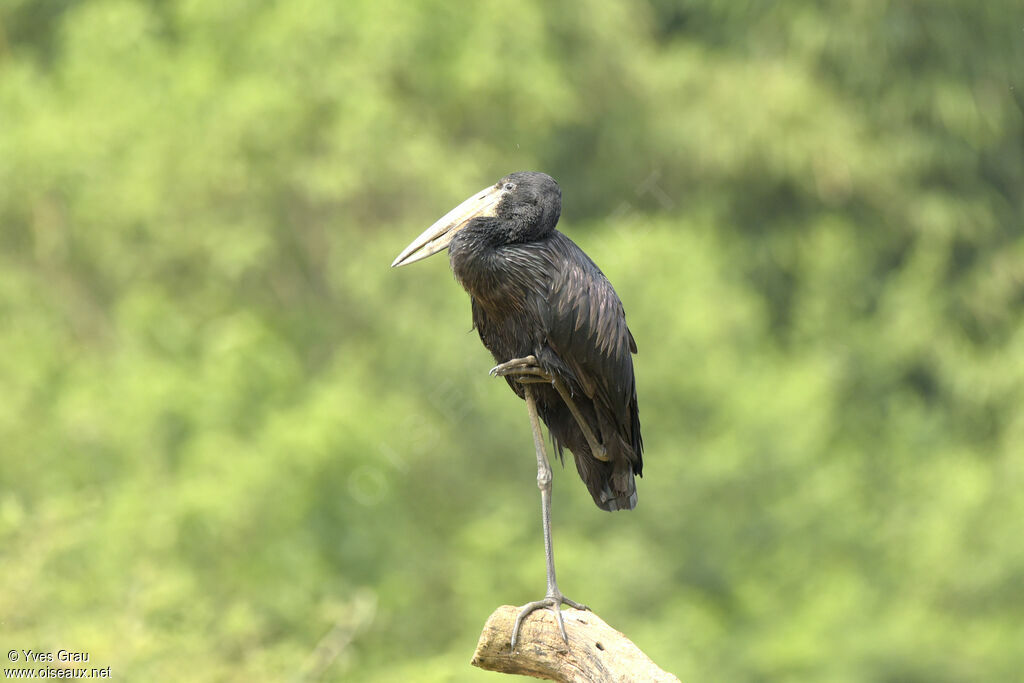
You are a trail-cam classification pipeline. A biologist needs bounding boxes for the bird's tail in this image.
[574,453,638,512]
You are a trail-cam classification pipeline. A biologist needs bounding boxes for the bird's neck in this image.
[448,225,505,302]
[449,222,552,310]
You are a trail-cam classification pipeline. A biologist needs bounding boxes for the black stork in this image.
[391,171,642,648]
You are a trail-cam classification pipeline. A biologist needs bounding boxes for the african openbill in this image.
[391,171,642,648]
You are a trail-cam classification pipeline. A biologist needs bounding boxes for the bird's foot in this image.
[489,355,552,383]
[510,591,590,650]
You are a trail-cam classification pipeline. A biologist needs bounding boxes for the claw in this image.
[509,593,588,650]
[553,606,567,642]
[561,596,589,611]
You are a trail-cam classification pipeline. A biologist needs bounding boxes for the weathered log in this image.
[471,605,679,682]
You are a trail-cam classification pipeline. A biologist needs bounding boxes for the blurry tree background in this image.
[1,1,1022,680]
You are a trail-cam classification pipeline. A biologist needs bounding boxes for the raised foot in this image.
[489,355,551,383]
[510,593,590,651]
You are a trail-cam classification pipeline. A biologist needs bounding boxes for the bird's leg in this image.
[490,356,608,461]
[510,385,589,651]
[549,376,608,461]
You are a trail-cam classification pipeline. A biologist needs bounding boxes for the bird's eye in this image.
[504,183,515,191]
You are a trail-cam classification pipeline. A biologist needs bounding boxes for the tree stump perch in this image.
[471,605,679,682]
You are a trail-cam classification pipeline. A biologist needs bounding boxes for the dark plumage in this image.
[447,172,643,511]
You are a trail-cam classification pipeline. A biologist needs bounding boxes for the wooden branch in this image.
[471,605,679,682]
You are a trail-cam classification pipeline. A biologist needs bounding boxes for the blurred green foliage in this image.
[1,0,1022,680]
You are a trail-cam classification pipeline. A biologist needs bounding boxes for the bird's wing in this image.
[537,233,639,448]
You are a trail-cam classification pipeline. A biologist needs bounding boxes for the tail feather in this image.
[598,484,637,512]
[574,451,638,512]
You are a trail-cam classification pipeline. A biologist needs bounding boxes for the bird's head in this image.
[391,171,561,268]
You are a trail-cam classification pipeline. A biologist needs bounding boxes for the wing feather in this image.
[539,233,641,463]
